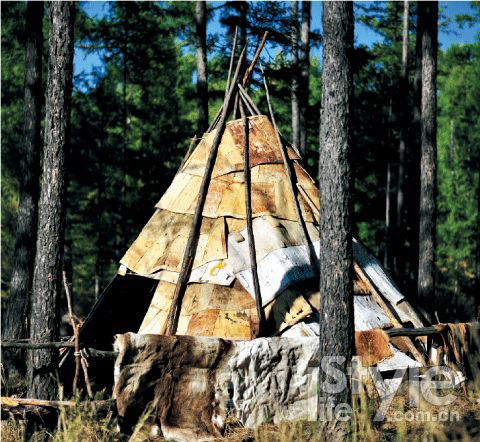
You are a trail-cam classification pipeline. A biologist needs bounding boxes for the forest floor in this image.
[2,383,479,441]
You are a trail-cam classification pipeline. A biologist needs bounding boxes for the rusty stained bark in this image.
[27,1,75,400]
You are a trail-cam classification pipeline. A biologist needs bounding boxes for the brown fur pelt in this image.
[355,329,393,367]
[434,322,480,380]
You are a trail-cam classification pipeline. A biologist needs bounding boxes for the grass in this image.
[2,383,479,441]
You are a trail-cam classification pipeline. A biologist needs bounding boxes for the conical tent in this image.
[79,114,428,371]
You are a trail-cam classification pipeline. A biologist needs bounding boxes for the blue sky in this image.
[75,1,480,79]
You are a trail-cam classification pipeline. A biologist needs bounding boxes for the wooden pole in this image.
[176,135,197,176]
[207,28,239,133]
[1,396,114,410]
[242,31,269,87]
[164,44,248,336]
[354,262,428,366]
[238,83,261,115]
[2,341,75,349]
[239,101,265,336]
[226,27,239,95]
[239,91,256,116]
[385,326,440,337]
[63,271,80,393]
[261,64,318,274]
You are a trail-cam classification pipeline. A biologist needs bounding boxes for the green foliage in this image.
[436,42,480,318]
[1,1,479,321]
[1,2,25,292]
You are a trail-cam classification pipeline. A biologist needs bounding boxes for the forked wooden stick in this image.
[63,271,93,398]
[63,271,81,394]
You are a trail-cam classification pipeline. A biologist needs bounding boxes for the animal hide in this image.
[355,329,393,366]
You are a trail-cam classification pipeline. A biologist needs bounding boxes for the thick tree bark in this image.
[395,0,410,278]
[195,0,208,134]
[299,0,311,156]
[319,0,354,425]
[409,1,425,288]
[2,1,43,372]
[27,1,75,400]
[417,1,438,308]
[291,0,300,149]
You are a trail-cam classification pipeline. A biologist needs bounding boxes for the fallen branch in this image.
[1,341,75,349]
[1,396,114,410]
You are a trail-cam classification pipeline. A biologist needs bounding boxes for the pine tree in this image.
[195,0,208,133]
[290,0,300,149]
[299,0,310,156]
[319,0,354,428]
[3,1,43,374]
[417,1,438,310]
[28,1,75,399]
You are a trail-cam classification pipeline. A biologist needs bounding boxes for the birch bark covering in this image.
[290,0,300,149]
[417,1,438,306]
[299,0,310,156]
[319,0,354,409]
[27,1,75,399]
[195,0,208,133]
[3,1,43,365]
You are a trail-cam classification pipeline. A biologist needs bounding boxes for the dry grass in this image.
[2,384,479,441]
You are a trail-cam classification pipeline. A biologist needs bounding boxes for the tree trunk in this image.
[417,1,438,309]
[239,1,248,49]
[384,99,395,272]
[299,0,311,156]
[27,1,75,400]
[409,1,425,289]
[319,0,354,427]
[2,1,43,373]
[195,1,208,134]
[395,0,410,279]
[291,0,300,149]
[476,170,480,321]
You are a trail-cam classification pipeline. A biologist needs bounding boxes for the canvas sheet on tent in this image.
[79,114,428,373]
